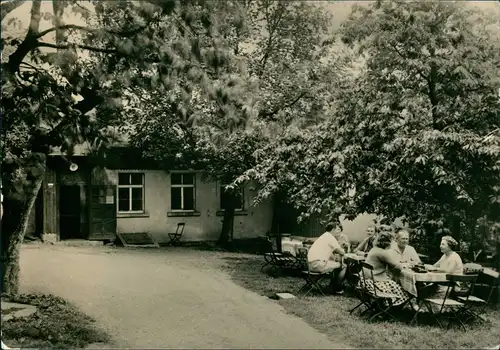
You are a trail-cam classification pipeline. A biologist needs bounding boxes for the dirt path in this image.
[19,245,349,349]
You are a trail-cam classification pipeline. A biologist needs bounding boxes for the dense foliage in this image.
[236,1,500,255]
[129,0,334,244]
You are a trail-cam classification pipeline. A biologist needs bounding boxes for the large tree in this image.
[1,0,252,294]
[237,0,500,254]
[130,0,333,245]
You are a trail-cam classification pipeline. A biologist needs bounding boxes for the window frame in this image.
[117,172,145,214]
[170,172,196,212]
[219,183,244,211]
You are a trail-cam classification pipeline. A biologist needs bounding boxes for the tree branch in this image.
[389,42,429,81]
[36,42,120,55]
[259,2,286,77]
[259,91,308,119]
[6,0,41,73]
[0,0,26,22]
[35,23,149,40]
[19,61,40,71]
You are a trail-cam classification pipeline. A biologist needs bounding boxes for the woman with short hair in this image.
[361,232,410,306]
[433,236,464,275]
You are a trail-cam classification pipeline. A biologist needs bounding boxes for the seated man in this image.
[354,225,377,253]
[307,223,346,294]
[390,229,421,264]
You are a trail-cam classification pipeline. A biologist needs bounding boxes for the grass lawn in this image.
[1,293,110,349]
[221,254,500,349]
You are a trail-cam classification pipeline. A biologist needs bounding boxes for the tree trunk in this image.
[218,192,237,248]
[1,174,44,296]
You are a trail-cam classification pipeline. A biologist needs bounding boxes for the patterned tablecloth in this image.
[399,268,448,296]
[400,267,499,297]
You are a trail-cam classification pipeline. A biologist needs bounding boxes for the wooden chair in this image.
[457,270,499,324]
[296,247,330,297]
[260,236,298,274]
[168,223,185,245]
[423,274,478,331]
[358,262,400,322]
[349,265,373,316]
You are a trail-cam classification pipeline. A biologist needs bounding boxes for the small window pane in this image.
[118,173,130,185]
[171,173,181,185]
[118,188,130,211]
[183,187,194,210]
[171,187,182,210]
[130,173,143,185]
[182,173,194,185]
[131,188,143,211]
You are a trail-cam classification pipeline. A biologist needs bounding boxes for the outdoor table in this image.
[482,267,499,278]
[281,239,304,256]
[343,253,366,292]
[399,268,448,297]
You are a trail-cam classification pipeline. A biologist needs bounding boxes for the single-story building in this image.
[25,147,386,244]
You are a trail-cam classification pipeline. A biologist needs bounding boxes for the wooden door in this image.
[89,185,116,240]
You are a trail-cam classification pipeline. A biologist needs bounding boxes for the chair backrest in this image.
[177,223,185,235]
[446,274,478,304]
[296,247,309,271]
[360,262,377,296]
[478,270,500,304]
[446,274,478,283]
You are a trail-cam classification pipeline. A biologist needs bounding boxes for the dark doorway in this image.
[59,185,82,239]
[271,192,298,234]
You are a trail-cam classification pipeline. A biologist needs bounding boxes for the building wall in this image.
[109,170,273,243]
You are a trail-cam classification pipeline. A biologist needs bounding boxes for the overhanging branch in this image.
[0,0,26,22]
[259,91,308,119]
[37,42,119,55]
[35,23,149,40]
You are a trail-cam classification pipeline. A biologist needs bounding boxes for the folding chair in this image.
[349,264,373,316]
[357,262,400,322]
[423,274,478,331]
[344,258,363,294]
[296,247,330,297]
[260,237,297,274]
[457,270,499,324]
[168,223,185,245]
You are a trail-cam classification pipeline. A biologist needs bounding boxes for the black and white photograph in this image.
[1,0,499,348]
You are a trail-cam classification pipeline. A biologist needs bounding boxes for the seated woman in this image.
[420,236,464,300]
[433,236,464,275]
[354,225,377,253]
[360,232,410,306]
